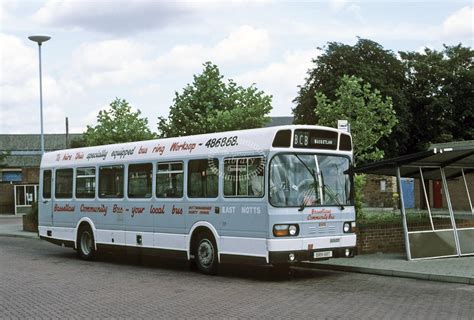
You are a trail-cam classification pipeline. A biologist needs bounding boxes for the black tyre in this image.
[77,226,96,261]
[195,232,218,275]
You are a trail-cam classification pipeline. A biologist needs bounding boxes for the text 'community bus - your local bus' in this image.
[39,125,356,275]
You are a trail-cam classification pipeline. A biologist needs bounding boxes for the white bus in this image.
[39,125,356,274]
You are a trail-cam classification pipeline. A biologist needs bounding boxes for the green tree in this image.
[83,98,155,146]
[400,44,474,153]
[315,75,398,163]
[293,38,410,158]
[157,62,272,138]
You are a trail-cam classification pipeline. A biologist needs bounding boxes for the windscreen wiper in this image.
[319,166,345,211]
[294,154,319,212]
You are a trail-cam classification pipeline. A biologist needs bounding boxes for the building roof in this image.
[0,134,82,168]
[265,116,294,127]
[354,141,474,180]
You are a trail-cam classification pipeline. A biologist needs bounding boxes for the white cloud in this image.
[329,0,348,11]
[213,25,270,62]
[0,33,36,86]
[0,34,85,134]
[34,0,193,35]
[443,6,474,38]
[71,39,156,86]
[72,25,271,87]
[0,0,18,24]
[234,49,318,115]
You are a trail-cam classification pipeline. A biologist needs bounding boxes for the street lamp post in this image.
[28,35,51,155]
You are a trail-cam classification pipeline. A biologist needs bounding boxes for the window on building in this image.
[156,162,183,198]
[188,159,218,198]
[224,157,264,197]
[128,163,152,198]
[43,170,52,199]
[1,170,22,182]
[55,169,73,199]
[99,166,124,198]
[76,167,96,198]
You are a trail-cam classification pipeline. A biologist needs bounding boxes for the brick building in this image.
[0,134,81,214]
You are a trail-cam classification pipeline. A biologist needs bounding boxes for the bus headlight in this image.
[343,222,351,233]
[289,225,298,236]
[273,224,299,237]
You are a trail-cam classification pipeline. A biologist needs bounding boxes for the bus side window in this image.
[128,163,152,198]
[76,167,96,199]
[55,169,73,199]
[156,162,183,198]
[43,170,52,199]
[188,159,218,198]
[99,165,124,198]
[224,157,264,197]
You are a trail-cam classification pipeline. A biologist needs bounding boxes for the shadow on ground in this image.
[49,246,340,283]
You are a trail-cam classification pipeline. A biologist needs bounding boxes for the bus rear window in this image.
[99,166,124,198]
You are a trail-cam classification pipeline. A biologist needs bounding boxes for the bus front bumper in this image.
[267,234,356,264]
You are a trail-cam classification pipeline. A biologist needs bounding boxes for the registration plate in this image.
[314,251,332,259]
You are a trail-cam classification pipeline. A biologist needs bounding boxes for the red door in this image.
[433,180,442,208]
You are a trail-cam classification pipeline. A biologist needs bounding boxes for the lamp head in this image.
[28,35,51,45]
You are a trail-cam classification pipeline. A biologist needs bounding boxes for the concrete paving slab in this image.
[302,252,474,285]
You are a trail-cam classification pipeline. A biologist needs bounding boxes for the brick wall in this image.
[0,184,14,214]
[22,167,39,184]
[0,167,39,214]
[362,174,397,208]
[356,219,474,254]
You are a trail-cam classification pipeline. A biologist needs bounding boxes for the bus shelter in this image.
[354,145,474,260]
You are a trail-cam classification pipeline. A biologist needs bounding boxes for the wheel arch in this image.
[187,221,220,262]
[75,218,97,250]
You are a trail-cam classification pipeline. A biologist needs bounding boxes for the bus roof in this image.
[40,125,352,168]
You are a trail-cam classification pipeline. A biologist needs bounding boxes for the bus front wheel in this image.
[77,226,96,261]
[195,233,218,275]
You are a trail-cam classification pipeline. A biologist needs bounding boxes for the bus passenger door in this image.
[39,169,53,226]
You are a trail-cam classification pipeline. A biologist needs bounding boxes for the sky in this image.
[0,0,473,134]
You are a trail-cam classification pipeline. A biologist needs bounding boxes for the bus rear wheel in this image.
[195,233,218,275]
[77,226,96,261]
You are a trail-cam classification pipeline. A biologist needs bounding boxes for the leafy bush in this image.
[354,174,366,219]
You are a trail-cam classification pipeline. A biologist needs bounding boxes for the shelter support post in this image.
[396,166,411,260]
[440,168,462,256]
[419,168,435,230]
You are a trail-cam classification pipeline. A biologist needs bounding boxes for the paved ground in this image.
[308,253,474,285]
[1,236,473,319]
